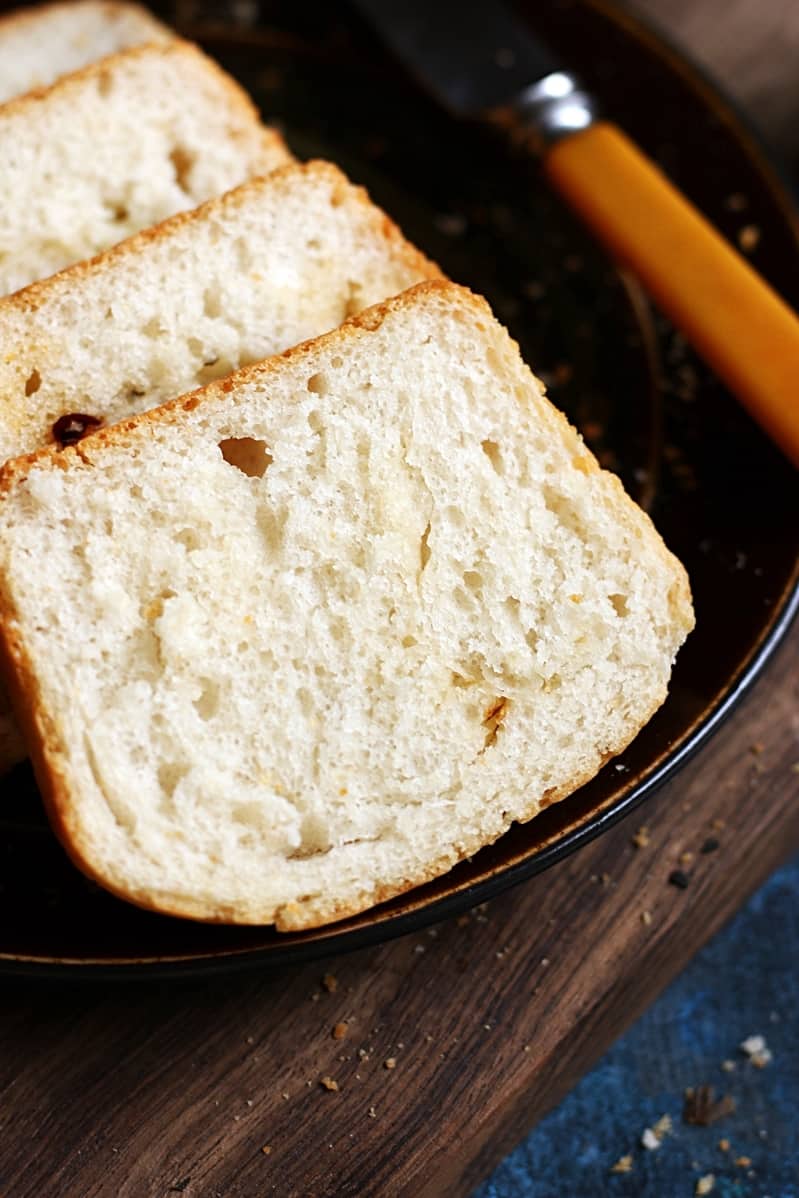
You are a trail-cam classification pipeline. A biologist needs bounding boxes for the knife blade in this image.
[351,0,560,115]
[352,0,799,468]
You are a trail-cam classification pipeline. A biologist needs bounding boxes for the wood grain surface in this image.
[0,3,797,1197]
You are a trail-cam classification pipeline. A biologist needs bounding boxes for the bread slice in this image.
[0,39,291,296]
[0,282,694,929]
[0,1,171,103]
[0,159,440,771]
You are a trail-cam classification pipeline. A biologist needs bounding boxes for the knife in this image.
[352,0,799,468]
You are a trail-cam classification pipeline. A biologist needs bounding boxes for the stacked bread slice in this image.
[0,3,693,928]
[0,39,291,294]
[0,0,171,102]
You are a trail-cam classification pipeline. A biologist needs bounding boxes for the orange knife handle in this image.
[545,121,799,468]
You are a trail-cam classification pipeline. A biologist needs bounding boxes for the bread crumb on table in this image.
[632,826,651,849]
[740,1034,772,1067]
[652,1114,672,1138]
[609,1154,633,1174]
[332,1022,348,1040]
[322,973,338,994]
[695,1175,715,1196]
[320,1076,339,1092]
[383,1058,397,1071]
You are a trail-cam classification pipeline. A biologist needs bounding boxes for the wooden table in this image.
[1,4,798,1196]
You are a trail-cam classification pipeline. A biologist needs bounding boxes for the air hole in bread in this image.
[142,318,162,340]
[307,409,323,433]
[143,588,176,621]
[330,356,344,369]
[525,628,539,652]
[24,369,41,397]
[482,696,509,749]
[481,439,503,474]
[175,528,201,552]
[543,673,562,692]
[193,678,219,721]
[452,671,477,688]
[419,523,431,571]
[168,145,195,192]
[306,238,321,251]
[111,203,129,223]
[187,336,204,358]
[463,570,482,593]
[219,436,272,478]
[157,761,188,798]
[401,634,417,648]
[197,356,234,385]
[203,287,223,319]
[289,812,333,860]
[307,373,328,396]
[232,801,266,829]
[344,280,363,318]
[609,593,629,617]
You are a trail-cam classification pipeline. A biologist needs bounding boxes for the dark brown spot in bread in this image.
[51,413,103,447]
[24,369,41,396]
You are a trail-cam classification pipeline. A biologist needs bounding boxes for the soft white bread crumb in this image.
[0,159,439,770]
[0,1,172,103]
[0,282,694,929]
[0,39,291,295]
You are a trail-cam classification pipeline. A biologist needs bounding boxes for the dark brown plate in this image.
[0,0,797,977]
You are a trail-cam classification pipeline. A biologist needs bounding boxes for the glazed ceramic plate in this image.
[1,0,797,977]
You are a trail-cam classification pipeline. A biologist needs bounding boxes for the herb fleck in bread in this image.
[0,282,694,929]
[0,159,440,770]
[0,39,291,295]
[0,1,172,103]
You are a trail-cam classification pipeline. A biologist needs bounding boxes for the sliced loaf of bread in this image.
[0,1,171,103]
[0,282,694,928]
[0,39,291,295]
[0,159,440,770]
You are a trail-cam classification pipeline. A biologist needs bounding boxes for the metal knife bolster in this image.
[488,72,599,155]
